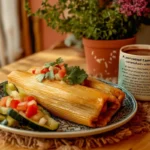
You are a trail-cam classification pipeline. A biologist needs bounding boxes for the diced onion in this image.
[39,117,47,125]
[19,111,25,116]
[18,101,27,106]
[10,91,21,100]
[27,100,37,106]
[6,97,12,107]
[49,66,53,71]
[60,80,65,84]
[55,73,61,80]
[31,110,44,122]
[35,68,41,74]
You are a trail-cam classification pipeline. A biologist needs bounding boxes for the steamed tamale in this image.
[28,67,125,102]
[85,77,125,103]
[8,70,124,127]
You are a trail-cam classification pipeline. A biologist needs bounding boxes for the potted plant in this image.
[25,0,150,79]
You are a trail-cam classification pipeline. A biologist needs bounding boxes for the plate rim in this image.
[0,80,137,138]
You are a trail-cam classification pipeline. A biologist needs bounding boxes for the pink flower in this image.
[117,0,150,16]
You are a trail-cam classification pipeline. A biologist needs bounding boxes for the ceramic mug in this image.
[118,44,150,101]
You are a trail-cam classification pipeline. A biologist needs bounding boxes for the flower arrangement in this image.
[118,0,150,17]
[25,0,150,40]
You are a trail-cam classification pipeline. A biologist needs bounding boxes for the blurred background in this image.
[0,0,150,67]
[0,0,66,67]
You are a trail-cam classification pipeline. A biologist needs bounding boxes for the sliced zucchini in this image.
[0,116,17,127]
[31,110,44,122]
[5,83,17,96]
[47,116,60,130]
[5,83,26,100]
[10,91,21,99]
[0,119,8,125]
[4,84,59,131]
[6,115,17,127]
[0,114,5,121]
[17,88,27,99]
[8,108,59,131]
[6,97,13,107]
[38,105,51,116]
[0,107,9,115]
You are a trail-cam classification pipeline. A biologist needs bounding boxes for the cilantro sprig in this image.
[63,66,88,85]
[35,58,88,85]
[36,74,45,82]
[44,57,63,68]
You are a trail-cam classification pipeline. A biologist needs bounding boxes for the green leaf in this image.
[45,72,49,79]
[25,0,140,40]
[36,74,45,82]
[44,57,64,68]
[49,70,55,80]
[63,66,88,85]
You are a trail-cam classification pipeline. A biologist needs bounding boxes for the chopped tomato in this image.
[55,64,61,69]
[10,100,20,109]
[59,63,65,67]
[58,66,66,78]
[60,65,66,72]
[32,69,36,74]
[26,104,38,118]
[41,68,49,74]
[58,70,66,78]
[82,79,88,86]
[16,101,27,111]
[53,67,60,74]
[24,96,36,102]
[0,96,9,107]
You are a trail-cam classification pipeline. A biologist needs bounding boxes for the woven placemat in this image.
[0,101,150,150]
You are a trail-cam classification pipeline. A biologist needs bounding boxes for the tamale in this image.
[85,77,125,103]
[28,67,125,102]
[8,70,124,127]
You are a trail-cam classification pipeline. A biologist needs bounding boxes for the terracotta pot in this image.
[82,37,136,79]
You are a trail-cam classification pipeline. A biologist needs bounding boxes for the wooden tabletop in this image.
[0,48,86,82]
[0,48,150,150]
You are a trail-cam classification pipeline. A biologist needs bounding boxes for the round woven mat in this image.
[0,101,150,150]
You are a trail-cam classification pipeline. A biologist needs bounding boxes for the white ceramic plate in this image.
[0,80,137,138]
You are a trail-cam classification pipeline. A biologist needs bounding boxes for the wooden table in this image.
[0,48,150,150]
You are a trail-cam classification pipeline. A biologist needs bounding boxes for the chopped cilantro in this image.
[35,58,88,84]
[63,66,88,85]
[44,57,63,68]
[49,70,55,80]
[36,74,45,82]
[45,72,49,79]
